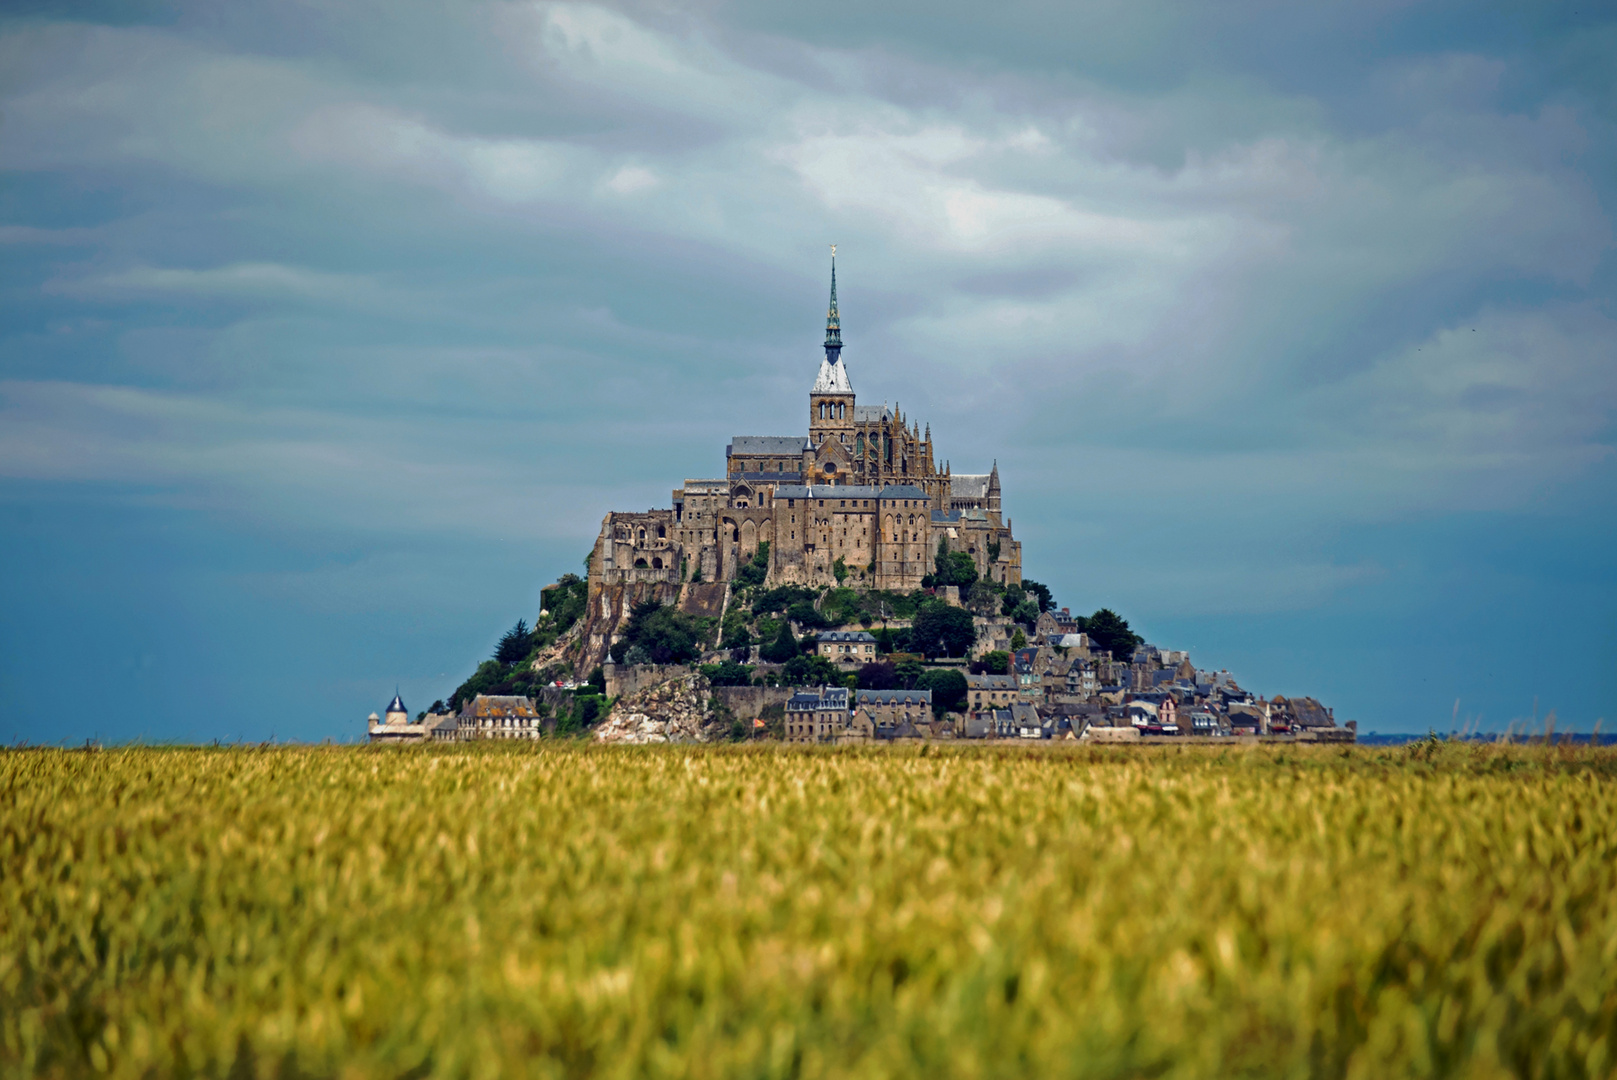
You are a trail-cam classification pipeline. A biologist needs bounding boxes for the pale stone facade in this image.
[586,262,1023,608]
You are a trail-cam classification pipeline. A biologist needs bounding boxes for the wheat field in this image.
[2,743,1613,1079]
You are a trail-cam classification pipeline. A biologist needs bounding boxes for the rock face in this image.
[595,673,717,744]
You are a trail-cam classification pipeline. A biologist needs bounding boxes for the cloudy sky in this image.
[2,0,1613,742]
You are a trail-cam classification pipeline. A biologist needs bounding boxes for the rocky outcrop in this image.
[577,579,682,677]
[595,672,719,744]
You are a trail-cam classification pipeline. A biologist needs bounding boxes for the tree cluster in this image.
[609,600,712,665]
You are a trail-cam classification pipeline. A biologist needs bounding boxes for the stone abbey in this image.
[586,258,1023,611]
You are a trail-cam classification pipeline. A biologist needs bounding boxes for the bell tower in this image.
[809,247,855,447]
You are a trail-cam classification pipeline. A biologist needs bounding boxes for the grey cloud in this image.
[2,0,1612,617]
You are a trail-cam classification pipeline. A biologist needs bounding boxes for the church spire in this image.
[824,246,842,364]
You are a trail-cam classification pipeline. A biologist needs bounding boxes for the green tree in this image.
[915,669,968,718]
[787,600,827,629]
[495,619,532,664]
[699,660,755,686]
[720,607,752,650]
[1023,580,1054,613]
[1080,608,1143,659]
[978,650,1010,675]
[539,574,589,635]
[894,658,925,689]
[780,654,842,686]
[760,619,799,664]
[910,601,976,658]
[965,580,1003,616]
[1010,628,1027,651]
[931,539,979,589]
[857,661,899,690]
[735,541,770,588]
[610,600,704,665]
[833,556,849,584]
[1011,599,1039,627]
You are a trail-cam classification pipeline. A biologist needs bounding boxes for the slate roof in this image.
[735,471,803,483]
[729,436,809,457]
[1011,702,1043,726]
[930,509,962,523]
[787,686,851,711]
[966,673,1017,690]
[854,689,933,705]
[951,474,992,498]
[853,404,889,422]
[386,693,407,714]
[774,484,932,502]
[774,485,884,500]
[819,630,877,643]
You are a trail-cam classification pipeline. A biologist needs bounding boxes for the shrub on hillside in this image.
[609,600,705,665]
[760,620,799,664]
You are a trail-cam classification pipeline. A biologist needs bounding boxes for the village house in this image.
[458,695,543,740]
[816,629,878,665]
[785,686,851,744]
[966,672,1018,710]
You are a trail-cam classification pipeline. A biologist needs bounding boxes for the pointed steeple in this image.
[824,248,842,364]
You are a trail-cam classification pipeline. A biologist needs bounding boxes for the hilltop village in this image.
[370,261,1353,746]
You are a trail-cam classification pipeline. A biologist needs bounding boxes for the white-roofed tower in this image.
[809,254,856,448]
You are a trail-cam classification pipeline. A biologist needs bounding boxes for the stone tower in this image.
[809,253,855,448]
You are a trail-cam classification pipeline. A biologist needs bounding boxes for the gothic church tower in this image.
[809,253,854,448]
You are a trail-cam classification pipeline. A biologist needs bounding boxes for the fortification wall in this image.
[712,685,796,717]
[604,663,690,699]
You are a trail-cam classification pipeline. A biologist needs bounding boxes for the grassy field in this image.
[2,743,1614,1079]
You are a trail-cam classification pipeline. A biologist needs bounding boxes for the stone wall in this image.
[711,684,796,718]
[604,663,690,699]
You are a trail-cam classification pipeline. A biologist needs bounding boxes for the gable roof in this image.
[951,474,992,498]
[729,436,809,457]
[464,695,538,718]
[774,485,885,500]
[734,471,803,483]
[854,689,933,705]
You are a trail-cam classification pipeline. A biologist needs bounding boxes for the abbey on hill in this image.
[589,256,1021,611]
[374,257,1353,744]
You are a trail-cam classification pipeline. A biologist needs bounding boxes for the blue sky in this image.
[1,0,1613,742]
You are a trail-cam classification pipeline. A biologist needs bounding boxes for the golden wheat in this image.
[2,742,1613,1079]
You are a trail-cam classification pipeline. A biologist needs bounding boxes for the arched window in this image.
[638,528,646,543]
[657,525,666,538]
